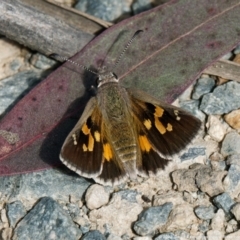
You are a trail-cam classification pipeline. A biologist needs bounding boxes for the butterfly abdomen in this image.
[109,122,138,179]
[110,122,137,160]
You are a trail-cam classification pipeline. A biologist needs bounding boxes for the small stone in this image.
[198,220,210,233]
[0,227,13,240]
[206,230,224,240]
[121,234,130,240]
[174,230,190,239]
[80,222,90,234]
[231,203,240,221]
[69,195,81,204]
[192,77,215,100]
[13,197,82,240]
[133,203,173,236]
[81,230,106,240]
[192,232,206,240]
[180,147,206,162]
[200,81,240,115]
[182,191,196,204]
[221,132,240,157]
[196,190,208,201]
[195,166,227,197]
[194,205,215,220]
[0,38,27,80]
[171,164,200,192]
[85,184,110,210]
[74,0,131,22]
[6,201,26,227]
[73,209,89,227]
[209,152,224,162]
[210,160,226,171]
[133,237,152,240]
[189,223,198,235]
[217,76,229,85]
[153,191,185,207]
[0,168,91,204]
[77,200,84,208]
[132,0,152,14]
[1,209,8,224]
[211,209,225,231]
[225,230,240,240]
[30,53,57,70]
[225,164,240,194]
[154,232,180,240]
[213,193,235,220]
[66,203,85,226]
[206,115,227,142]
[224,109,240,130]
[179,100,206,121]
[106,233,122,240]
[163,204,198,232]
[115,189,139,203]
[226,219,238,234]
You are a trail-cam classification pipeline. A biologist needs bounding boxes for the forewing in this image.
[127,88,201,174]
[60,97,127,185]
[60,97,103,178]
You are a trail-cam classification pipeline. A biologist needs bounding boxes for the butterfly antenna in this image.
[51,53,98,75]
[113,30,143,69]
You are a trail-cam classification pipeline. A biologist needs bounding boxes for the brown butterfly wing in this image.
[95,135,127,185]
[60,97,126,185]
[127,88,201,175]
[60,97,103,178]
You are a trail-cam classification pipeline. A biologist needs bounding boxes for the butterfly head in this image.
[97,67,118,87]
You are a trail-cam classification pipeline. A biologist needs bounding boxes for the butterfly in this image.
[59,31,201,185]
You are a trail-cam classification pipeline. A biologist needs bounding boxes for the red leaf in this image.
[1,0,240,175]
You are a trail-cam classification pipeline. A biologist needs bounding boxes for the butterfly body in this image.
[60,68,201,185]
[97,81,138,180]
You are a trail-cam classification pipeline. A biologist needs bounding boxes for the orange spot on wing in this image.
[81,122,95,151]
[94,131,100,142]
[83,144,88,152]
[103,143,113,161]
[155,117,166,134]
[82,123,90,135]
[154,106,164,117]
[139,135,152,152]
[144,119,152,130]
